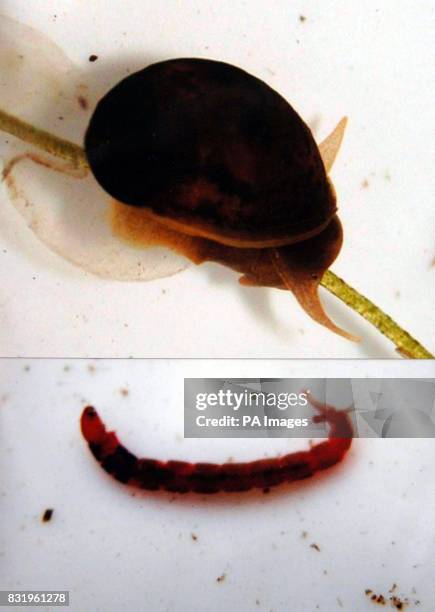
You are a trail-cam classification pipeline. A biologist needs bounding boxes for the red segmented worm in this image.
[80,395,353,494]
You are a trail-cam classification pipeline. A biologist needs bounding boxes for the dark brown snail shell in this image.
[85,58,336,248]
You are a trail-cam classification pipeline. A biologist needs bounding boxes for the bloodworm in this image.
[80,396,353,494]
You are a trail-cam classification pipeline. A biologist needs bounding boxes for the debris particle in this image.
[216,573,226,583]
[23,365,30,372]
[120,388,129,397]
[364,588,412,609]
[87,364,96,374]
[310,543,320,552]
[361,178,370,189]
[191,533,198,541]
[299,15,306,22]
[301,531,308,539]
[42,509,53,522]
[89,54,98,62]
[78,95,88,110]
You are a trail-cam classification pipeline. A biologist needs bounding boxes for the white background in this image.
[0,0,434,357]
[1,359,435,612]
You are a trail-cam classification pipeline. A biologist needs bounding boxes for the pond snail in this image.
[85,58,353,340]
[0,18,432,354]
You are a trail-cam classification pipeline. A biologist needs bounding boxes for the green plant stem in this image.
[0,109,433,359]
[0,108,88,169]
[321,271,433,358]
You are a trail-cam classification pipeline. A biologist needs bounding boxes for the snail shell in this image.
[85,58,336,249]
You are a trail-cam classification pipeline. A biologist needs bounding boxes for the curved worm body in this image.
[80,398,353,494]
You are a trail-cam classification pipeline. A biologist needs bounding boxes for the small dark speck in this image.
[310,543,320,552]
[58,116,64,121]
[216,573,226,583]
[89,54,99,62]
[191,533,198,541]
[42,509,53,522]
[430,256,435,268]
[78,96,88,110]
[301,530,308,539]
[299,15,306,22]
[23,365,30,372]
[120,388,129,397]
[361,178,370,189]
